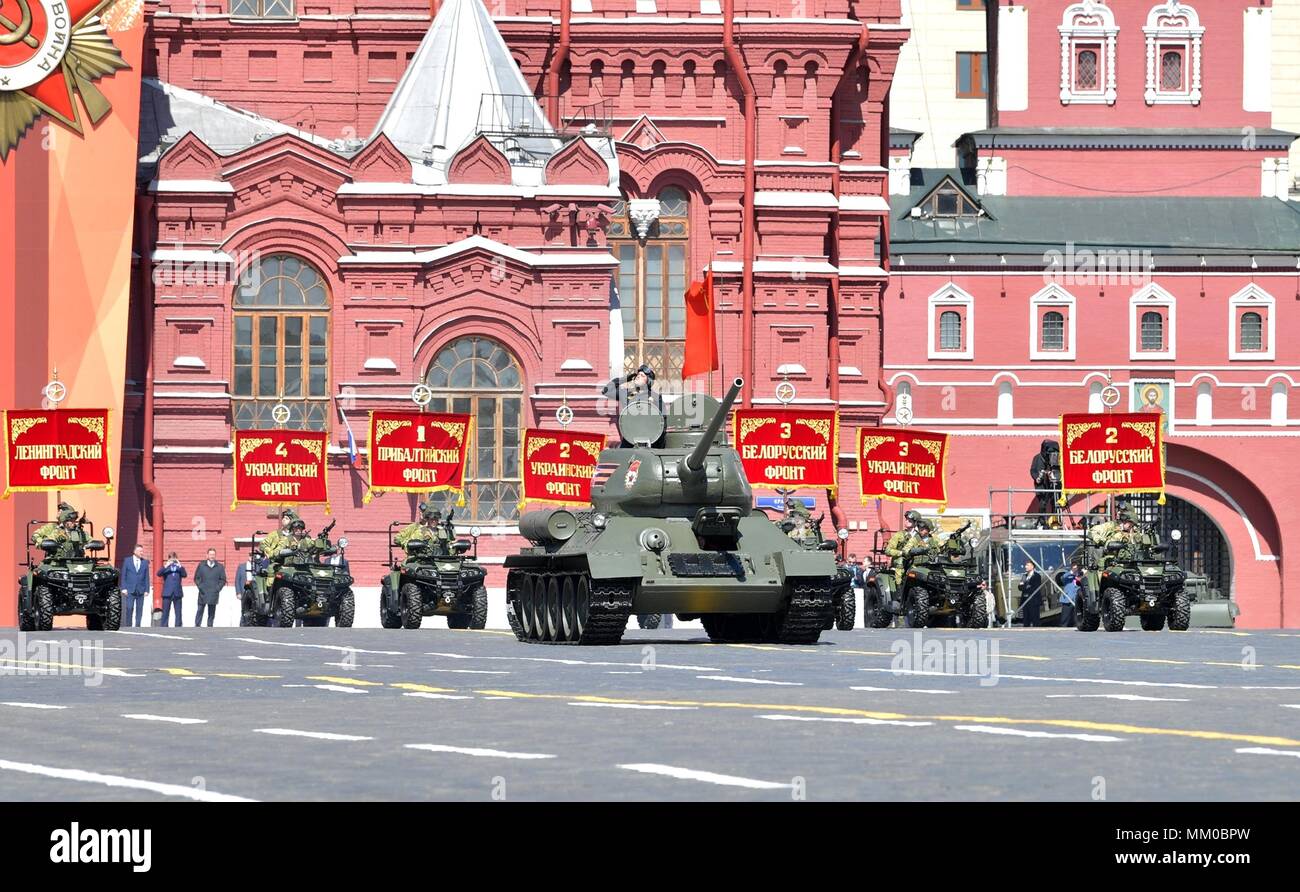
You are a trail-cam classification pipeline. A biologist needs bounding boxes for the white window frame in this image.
[1227,284,1275,361]
[1029,283,1077,360]
[1059,1,1119,105]
[1129,283,1176,361]
[927,284,975,360]
[1143,2,1203,106]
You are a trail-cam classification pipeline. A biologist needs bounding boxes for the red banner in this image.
[2,409,114,497]
[520,427,608,507]
[364,411,472,504]
[1060,412,1165,498]
[732,408,839,492]
[232,429,330,510]
[856,428,950,506]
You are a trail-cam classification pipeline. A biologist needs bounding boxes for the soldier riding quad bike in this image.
[379,506,488,630]
[17,505,121,632]
[1072,513,1189,633]
[240,519,355,627]
[865,519,985,629]
[505,378,842,646]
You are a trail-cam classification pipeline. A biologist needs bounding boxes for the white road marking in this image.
[1282,704,1300,710]
[568,702,698,711]
[115,631,194,640]
[1242,686,1300,690]
[405,744,555,760]
[956,725,1125,742]
[403,692,473,701]
[857,667,1217,690]
[607,671,641,675]
[481,696,512,700]
[1046,694,1191,702]
[175,652,206,657]
[368,664,395,669]
[425,668,512,675]
[122,714,208,725]
[99,669,148,678]
[423,651,719,672]
[1,702,67,710]
[619,763,791,790]
[254,728,373,741]
[313,685,369,695]
[0,759,254,802]
[1236,747,1300,760]
[228,637,404,656]
[758,714,932,728]
[180,676,205,681]
[238,655,291,662]
[697,675,803,686]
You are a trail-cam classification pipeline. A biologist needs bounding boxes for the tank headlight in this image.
[639,528,669,552]
[591,513,607,529]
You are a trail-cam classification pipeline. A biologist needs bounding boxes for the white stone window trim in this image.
[927,284,975,361]
[1059,1,1119,105]
[1129,283,1177,361]
[1143,1,1204,106]
[1029,283,1077,361]
[1227,284,1275,361]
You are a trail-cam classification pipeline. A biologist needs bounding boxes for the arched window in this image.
[1196,382,1213,425]
[425,337,523,524]
[1140,311,1164,351]
[939,311,963,351]
[609,185,690,380]
[1160,50,1184,91]
[232,254,331,431]
[229,0,294,18]
[1040,311,1066,351]
[1239,312,1263,352]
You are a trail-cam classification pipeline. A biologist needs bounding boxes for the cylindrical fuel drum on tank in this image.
[519,508,579,543]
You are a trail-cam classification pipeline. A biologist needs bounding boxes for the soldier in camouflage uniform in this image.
[884,509,922,585]
[395,501,451,554]
[1089,508,1151,570]
[32,502,87,560]
[904,518,941,569]
[781,497,815,543]
[258,508,299,559]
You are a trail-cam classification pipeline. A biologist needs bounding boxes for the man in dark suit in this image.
[194,548,227,627]
[120,543,150,627]
[157,552,187,627]
[1018,560,1043,628]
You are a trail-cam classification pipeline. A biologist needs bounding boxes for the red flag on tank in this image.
[681,270,719,379]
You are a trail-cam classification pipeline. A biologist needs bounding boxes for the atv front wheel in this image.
[336,590,355,628]
[101,591,122,631]
[863,585,893,628]
[275,587,297,628]
[379,583,402,629]
[1140,613,1165,632]
[400,583,423,630]
[1076,607,1100,632]
[906,586,930,629]
[467,584,488,629]
[636,613,662,630]
[1101,587,1127,632]
[35,586,54,632]
[836,589,857,631]
[1167,588,1191,631]
[963,591,988,629]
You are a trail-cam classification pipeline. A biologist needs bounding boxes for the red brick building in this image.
[121,0,906,623]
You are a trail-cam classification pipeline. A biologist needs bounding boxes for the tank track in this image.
[775,579,835,644]
[508,569,633,646]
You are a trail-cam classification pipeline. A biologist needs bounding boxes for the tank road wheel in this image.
[379,582,402,629]
[906,587,930,630]
[1101,587,1127,633]
[35,586,54,632]
[275,587,297,629]
[505,573,525,639]
[544,576,563,642]
[336,590,355,628]
[963,591,988,629]
[559,576,578,641]
[100,591,122,632]
[516,574,536,640]
[400,583,424,630]
[574,576,591,639]
[1140,613,1164,632]
[1167,589,1192,632]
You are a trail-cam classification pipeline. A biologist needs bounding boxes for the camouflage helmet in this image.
[56,502,78,523]
[904,509,922,526]
[915,517,934,532]
[419,500,439,520]
[289,518,307,532]
[1117,509,1138,525]
[280,507,299,523]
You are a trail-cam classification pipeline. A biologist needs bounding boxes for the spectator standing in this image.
[1018,560,1043,628]
[157,552,187,627]
[120,544,150,627]
[1060,562,1084,628]
[194,548,227,627]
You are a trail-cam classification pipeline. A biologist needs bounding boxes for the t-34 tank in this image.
[505,378,839,645]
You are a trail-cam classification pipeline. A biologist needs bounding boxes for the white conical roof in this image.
[371,0,552,180]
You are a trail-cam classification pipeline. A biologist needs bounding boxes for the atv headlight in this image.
[47,570,68,580]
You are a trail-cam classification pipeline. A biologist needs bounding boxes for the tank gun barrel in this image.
[680,377,744,478]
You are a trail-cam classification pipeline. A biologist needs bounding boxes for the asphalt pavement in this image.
[1,625,1298,801]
